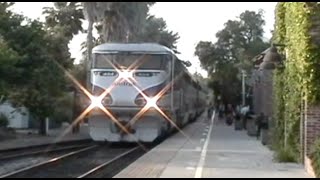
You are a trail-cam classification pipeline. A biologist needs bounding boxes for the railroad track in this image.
[0,143,149,178]
[0,145,99,178]
[0,139,93,161]
[78,146,143,178]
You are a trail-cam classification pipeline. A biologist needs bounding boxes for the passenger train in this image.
[85,43,209,142]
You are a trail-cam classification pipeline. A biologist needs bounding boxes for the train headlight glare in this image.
[146,97,157,108]
[91,96,102,108]
[120,70,132,79]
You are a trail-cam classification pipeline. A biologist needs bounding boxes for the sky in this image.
[11,2,277,77]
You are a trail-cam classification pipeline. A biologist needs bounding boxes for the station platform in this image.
[0,124,90,151]
[115,112,312,178]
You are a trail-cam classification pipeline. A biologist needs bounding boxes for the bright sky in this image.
[11,2,277,78]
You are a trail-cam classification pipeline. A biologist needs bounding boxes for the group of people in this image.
[215,103,251,127]
[212,102,268,139]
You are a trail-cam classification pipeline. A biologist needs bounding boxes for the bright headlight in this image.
[91,96,102,108]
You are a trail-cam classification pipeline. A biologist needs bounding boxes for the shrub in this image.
[310,138,320,177]
[275,147,297,163]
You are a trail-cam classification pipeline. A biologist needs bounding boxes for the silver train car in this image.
[86,43,208,142]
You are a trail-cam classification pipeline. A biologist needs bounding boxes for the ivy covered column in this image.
[273,2,320,172]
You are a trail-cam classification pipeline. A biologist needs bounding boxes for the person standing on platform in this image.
[225,104,234,125]
[255,113,265,139]
[207,104,213,121]
[240,104,250,130]
[218,103,225,121]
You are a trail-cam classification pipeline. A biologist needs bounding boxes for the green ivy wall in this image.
[273,2,320,163]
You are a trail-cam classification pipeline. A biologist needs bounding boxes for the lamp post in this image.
[241,69,247,106]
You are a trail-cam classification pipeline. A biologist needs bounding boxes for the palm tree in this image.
[82,2,99,89]
[93,2,154,43]
[42,2,84,69]
[43,2,84,40]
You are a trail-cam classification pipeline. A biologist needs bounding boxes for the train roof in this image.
[92,43,174,54]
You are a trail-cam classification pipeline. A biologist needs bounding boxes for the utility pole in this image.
[72,88,80,134]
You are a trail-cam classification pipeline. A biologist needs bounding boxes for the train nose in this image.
[111,120,136,134]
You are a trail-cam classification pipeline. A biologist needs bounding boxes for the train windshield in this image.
[94,53,170,70]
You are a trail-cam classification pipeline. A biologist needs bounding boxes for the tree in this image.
[83,2,154,43]
[82,2,179,53]
[0,36,21,99]
[217,10,269,70]
[43,2,84,39]
[81,2,98,89]
[80,2,180,91]
[42,2,86,132]
[43,2,84,68]
[135,15,180,52]
[195,10,270,105]
[0,2,72,135]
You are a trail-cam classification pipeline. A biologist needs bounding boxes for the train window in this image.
[94,53,170,70]
[139,55,162,69]
[94,54,114,68]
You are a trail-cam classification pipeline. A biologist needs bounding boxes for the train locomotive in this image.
[85,43,209,143]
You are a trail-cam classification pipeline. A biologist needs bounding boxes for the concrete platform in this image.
[0,124,90,151]
[115,112,312,178]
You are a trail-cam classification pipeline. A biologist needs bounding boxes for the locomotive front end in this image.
[87,44,174,143]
